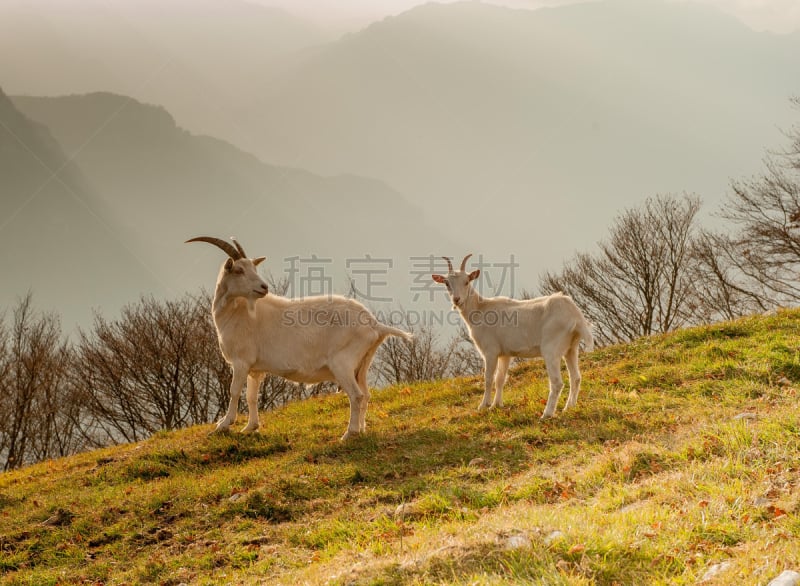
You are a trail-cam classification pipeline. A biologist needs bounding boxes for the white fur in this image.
[433,256,593,418]
[202,249,411,440]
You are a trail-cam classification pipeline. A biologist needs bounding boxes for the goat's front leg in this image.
[479,353,498,411]
[214,365,248,433]
[241,372,265,433]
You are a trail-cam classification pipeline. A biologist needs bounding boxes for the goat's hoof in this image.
[210,424,232,435]
[340,430,360,441]
[240,425,259,434]
[540,413,555,421]
[491,402,504,409]
[477,402,490,411]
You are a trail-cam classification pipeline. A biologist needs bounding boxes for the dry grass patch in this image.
[2,309,800,584]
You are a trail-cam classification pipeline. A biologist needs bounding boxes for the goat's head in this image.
[187,236,269,301]
[432,254,480,308]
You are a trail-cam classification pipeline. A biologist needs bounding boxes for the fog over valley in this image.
[1,0,799,330]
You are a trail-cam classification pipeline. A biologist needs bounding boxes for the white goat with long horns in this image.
[432,254,593,419]
[187,236,412,440]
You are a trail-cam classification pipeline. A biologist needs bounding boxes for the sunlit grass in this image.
[1,309,799,584]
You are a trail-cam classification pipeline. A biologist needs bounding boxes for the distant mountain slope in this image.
[0,88,163,329]
[0,0,328,141]
[241,0,800,264]
[12,92,447,328]
[5,0,798,312]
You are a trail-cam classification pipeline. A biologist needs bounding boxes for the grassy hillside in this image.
[2,310,800,585]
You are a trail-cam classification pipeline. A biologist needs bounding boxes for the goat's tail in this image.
[377,323,414,342]
[576,317,594,352]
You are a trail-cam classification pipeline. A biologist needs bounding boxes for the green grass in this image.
[2,309,800,584]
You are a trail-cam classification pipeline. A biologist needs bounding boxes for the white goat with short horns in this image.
[432,254,593,419]
[187,236,412,440]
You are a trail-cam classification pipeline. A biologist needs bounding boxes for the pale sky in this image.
[255,0,800,34]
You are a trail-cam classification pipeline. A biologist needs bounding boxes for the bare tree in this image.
[711,99,800,306]
[0,294,78,470]
[372,311,482,386]
[541,193,702,345]
[73,293,228,445]
[686,229,770,323]
[257,376,337,412]
[451,324,486,377]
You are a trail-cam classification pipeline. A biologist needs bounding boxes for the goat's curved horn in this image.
[442,256,454,273]
[186,236,242,260]
[460,254,473,272]
[231,237,247,259]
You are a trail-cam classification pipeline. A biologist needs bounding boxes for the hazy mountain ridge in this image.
[12,92,431,249]
[8,91,449,330]
[0,87,163,330]
[0,0,329,141]
[243,0,800,268]
[2,0,799,328]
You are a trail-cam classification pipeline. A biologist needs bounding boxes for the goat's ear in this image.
[253,256,267,266]
[468,269,481,282]
[432,274,447,284]
[224,257,235,272]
